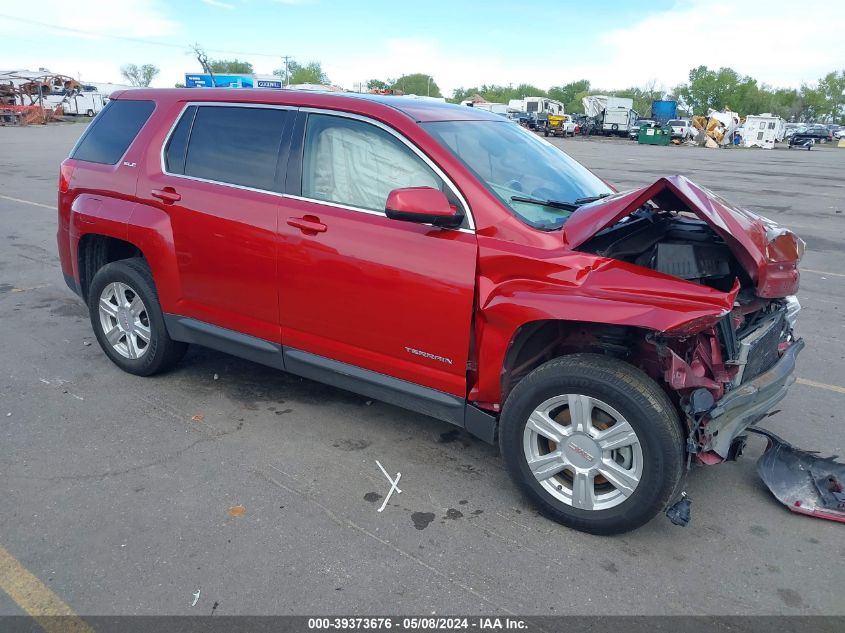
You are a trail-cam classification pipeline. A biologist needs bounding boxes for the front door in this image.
[277,112,477,397]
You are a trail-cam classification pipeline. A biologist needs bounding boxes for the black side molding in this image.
[63,272,82,298]
[464,404,497,444]
[283,348,465,427]
[164,315,285,370]
[162,314,499,443]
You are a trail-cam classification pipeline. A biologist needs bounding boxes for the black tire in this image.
[87,258,187,376]
[499,354,684,535]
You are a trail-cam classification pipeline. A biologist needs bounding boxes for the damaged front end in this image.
[570,175,805,462]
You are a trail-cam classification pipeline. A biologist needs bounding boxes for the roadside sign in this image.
[257,79,283,90]
[184,74,255,88]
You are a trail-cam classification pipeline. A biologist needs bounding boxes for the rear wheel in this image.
[499,354,684,535]
[88,258,187,376]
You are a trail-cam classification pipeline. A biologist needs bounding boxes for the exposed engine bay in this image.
[577,209,745,293]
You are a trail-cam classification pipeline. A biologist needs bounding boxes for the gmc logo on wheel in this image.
[568,441,595,462]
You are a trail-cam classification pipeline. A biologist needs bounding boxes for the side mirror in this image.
[385,187,463,228]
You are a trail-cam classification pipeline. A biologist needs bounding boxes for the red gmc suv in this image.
[57,89,804,534]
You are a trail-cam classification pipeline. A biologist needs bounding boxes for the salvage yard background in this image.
[1,124,843,615]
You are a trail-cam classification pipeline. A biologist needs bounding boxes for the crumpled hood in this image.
[562,175,802,298]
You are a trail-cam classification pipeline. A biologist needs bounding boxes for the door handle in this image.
[287,215,327,234]
[151,188,181,204]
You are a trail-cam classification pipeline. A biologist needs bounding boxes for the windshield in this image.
[423,120,612,230]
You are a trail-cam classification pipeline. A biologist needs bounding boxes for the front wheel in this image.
[88,258,187,376]
[499,354,684,535]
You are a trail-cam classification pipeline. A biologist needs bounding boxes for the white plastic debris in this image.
[192,589,201,607]
[375,460,402,513]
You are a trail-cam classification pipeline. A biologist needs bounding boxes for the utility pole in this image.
[280,55,292,87]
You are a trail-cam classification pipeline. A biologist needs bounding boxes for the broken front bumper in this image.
[702,338,805,459]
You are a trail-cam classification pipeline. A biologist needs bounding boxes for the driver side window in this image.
[302,114,444,213]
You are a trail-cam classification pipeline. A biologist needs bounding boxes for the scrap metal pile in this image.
[691,108,740,148]
[0,73,76,125]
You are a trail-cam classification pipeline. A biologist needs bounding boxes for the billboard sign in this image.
[184,74,255,88]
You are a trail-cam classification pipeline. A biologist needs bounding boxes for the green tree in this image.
[120,63,159,87]
[367,79,391,90]
[392,73,441,97]
[273,61,330,85]
[209,58,254,74]
[816,70,845,123]
[548,80,591,113]
[451,83,546,105]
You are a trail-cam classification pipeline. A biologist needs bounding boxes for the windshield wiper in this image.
[510,195,579,211]
[511,192,611,211]
[573,193,612,205]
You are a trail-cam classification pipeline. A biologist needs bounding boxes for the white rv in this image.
[601,97,636,136]
[741,114,786,149]
[508,97,565,116]
[581,95,638,136]
[463,101,511,116]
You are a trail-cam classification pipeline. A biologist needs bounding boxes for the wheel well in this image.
[77,235,144,301]
[500,320,656,403]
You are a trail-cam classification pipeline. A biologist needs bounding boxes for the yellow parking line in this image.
[0,544,93,633]
[802,268,845,278]
[0,194,54,210]
[797,377,845,395]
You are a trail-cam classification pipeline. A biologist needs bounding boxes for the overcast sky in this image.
[1,0,841,95]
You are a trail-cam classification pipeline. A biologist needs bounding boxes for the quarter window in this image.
[163,106,196,174]
[302,113,443,212]
[179,106,289,191]
[71,100,154,165]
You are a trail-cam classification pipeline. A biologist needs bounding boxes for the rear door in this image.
[276,111,478,397]
[137,103,295,343]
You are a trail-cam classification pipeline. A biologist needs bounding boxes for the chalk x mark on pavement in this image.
[375,460,402,513]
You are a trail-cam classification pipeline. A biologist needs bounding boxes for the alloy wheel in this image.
[97,281,151,360]
[523,394,643,511]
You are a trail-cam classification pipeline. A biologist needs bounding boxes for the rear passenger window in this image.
[182,106,289,191]
[71,100,154,164]
[302,114,443,212]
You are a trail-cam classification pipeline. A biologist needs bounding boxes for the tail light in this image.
[59,160,74,194]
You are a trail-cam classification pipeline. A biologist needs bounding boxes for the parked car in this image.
[792,125,833,143]
[58,90,805,535]
[629,119,655,139]
[835,128,845,140]
[668,119,693,139]
[789,125,832,149]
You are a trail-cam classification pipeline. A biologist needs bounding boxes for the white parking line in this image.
[0,194,54,210]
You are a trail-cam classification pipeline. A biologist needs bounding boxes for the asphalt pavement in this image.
[1,123,843,617]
